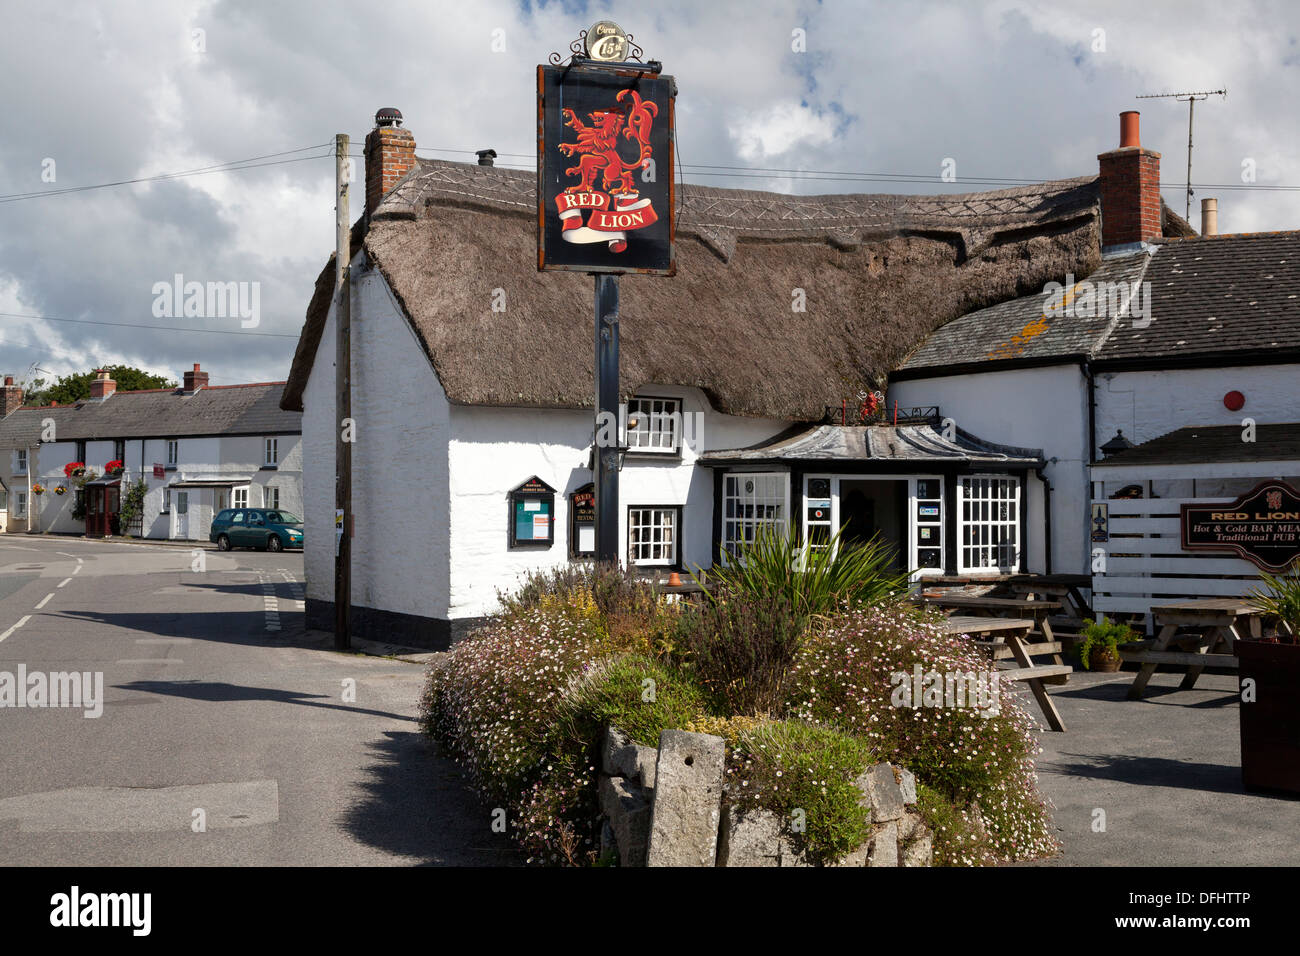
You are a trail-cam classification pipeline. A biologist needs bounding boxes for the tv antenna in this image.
[1136,88,1226,222]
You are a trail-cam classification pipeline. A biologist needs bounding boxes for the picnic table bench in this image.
[939,614,1071,732]
[1123,598,1257,700]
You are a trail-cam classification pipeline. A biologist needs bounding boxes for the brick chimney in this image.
[365,108,417,218]
[1,375,23,417]
[89,369,116,401]
[1098,111,1162,249]
[183,363,209,392]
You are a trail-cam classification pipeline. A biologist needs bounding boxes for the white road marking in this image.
[34,593,54,609]
[71,564,82,574]
[260,572,281,631]
[135,637,192,644]
[56,552,79,558]
[0,615,32,642]
[56,577,73,588]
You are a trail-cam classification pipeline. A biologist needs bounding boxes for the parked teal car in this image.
[210,508,304,552]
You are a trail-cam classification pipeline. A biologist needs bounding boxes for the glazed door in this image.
[175,491,190,539]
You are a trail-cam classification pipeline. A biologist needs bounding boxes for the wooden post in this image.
[334,134,352,649]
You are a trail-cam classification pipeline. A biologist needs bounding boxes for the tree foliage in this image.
[23,366,175,405]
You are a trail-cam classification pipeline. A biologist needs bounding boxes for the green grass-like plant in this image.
[700,523,911,620]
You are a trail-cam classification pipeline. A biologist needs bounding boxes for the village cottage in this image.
[281,107,1215,649]
[0,365,302,541]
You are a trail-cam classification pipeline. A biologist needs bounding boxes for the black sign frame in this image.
[1180,480,1300,572]
[509,476,557,549]
[537,63,676,275]
[569,482,596,558]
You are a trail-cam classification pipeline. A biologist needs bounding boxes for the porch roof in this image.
[699,423,1043,468]
[169,478,251,488]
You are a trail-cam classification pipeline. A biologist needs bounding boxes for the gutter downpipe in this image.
[1034,466,1053,575]
[26,444,34,533]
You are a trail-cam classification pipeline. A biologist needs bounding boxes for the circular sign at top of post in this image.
[585,20,628,61]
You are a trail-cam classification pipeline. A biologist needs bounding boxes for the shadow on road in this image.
[340,730,521,866]
[1040,751,1245,796]
[116,679,412,721]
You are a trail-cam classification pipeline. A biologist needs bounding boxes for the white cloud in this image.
[727,100,838,162]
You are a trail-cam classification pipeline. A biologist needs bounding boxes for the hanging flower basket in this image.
[105,460,125,476]
[54,485,67,496]
[32,483,46,495]
[65,462,86,478]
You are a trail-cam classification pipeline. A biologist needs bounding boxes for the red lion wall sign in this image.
[537,64,675,275]
[1181,480,1300,572]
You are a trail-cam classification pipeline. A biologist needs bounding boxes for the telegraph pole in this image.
[1136,88,1226,221]
[334,133,352,649]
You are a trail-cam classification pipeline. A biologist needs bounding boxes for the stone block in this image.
[601,725,658,790]
[901,831,933,867]
[855,763,906,822]
[646,730,726,867]
[599,774,652,867]
[897,767,918,806]
[867,820,899,867]
[717,805,783,867]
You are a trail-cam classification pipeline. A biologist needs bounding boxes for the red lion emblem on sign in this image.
[553,88,661,253]
[1267,490,1283,510]
[559,89,656,195]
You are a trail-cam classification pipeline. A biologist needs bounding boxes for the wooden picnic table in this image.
[1006,574,1092,620]
[938,615,1071,732]
[1123,598,1258,700]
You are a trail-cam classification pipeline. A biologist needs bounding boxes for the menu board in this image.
[509,476,557,548]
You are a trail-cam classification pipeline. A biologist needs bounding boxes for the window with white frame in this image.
[264,437,278,467]
[265,486,280,510]
[722,472,788,561]
[625,398,680,455]
[15,492,27,517]
[958,476,1020,572]
[628,506,679,566]
[167,440,179,467]
[15,449,26,473]
[162,486,171,513]
[233,487,249,509]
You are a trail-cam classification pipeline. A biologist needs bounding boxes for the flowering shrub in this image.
[784,599,1059,863]
[726,719,875,864]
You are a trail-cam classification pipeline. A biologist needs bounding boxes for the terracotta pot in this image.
[1091,648,1122,672]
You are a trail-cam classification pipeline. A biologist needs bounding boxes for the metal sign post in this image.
[537,22,676,566]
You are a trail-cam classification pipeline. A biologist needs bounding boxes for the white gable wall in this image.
[301,257,452,620]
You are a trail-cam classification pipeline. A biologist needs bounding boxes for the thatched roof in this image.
[282,159,1106,419]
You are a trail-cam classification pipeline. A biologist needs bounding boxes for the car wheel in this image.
[217,535,231,552]
[268,535,283,553]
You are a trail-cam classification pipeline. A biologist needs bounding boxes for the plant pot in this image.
[1091,649,1122,672]
[1237,638,1300,796]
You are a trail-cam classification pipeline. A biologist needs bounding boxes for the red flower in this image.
[105,459,124,474]
[64,461,86,477]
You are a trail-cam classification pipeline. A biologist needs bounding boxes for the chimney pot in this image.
[476,149,497,167]
[3,376,12,386]
[183,363,209,392]
[365,108,417,218]
[89,368,117,401]
[1119,110,1141,148]
[1201,197,1218,236]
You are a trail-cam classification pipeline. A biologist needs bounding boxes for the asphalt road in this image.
[0,535,515,866]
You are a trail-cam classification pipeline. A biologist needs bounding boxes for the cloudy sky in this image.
[1,0,1296,388]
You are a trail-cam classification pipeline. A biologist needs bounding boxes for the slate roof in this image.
[700,423,1043,467]
[1091,422,1300,467]
[1097,231,1300,361]
[0,383,299,448]
[897,231,1300,376]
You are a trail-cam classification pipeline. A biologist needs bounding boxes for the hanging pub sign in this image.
[570,483,596,557]
[509,476,557,548]
[1181,480,1300,572]
[537,26,675,275]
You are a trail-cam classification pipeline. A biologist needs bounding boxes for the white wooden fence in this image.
[1091,494,1262,623]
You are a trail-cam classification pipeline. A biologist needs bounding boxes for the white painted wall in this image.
[446,387,787,619]
[1096,363,1300,445]
[890,365,1090,575]
[301,258,453,618]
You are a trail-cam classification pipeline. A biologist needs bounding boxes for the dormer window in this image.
[625,397,681,456]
